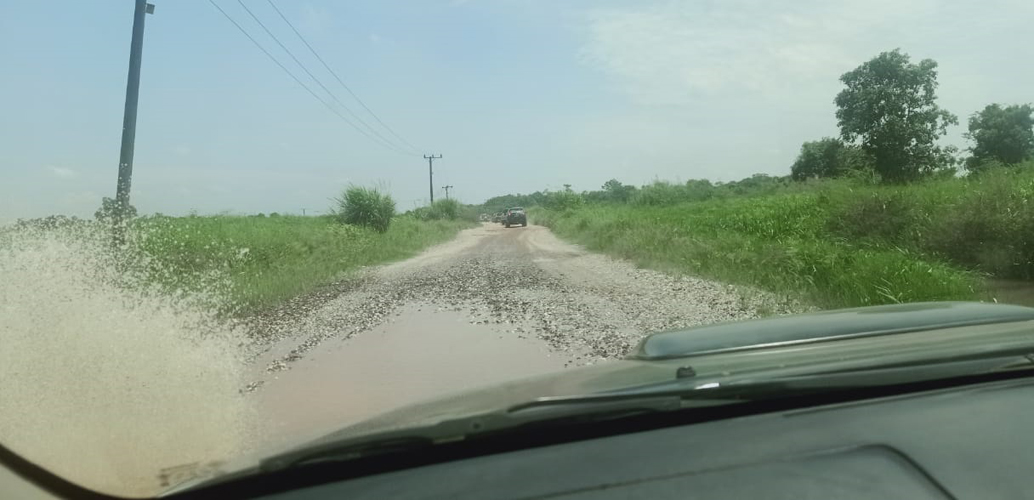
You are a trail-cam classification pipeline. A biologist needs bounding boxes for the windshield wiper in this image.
[516,351,1034,411]
[259,395,698,472]
[258,351,1034,474]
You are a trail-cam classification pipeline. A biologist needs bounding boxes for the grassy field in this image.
[130,214,474,313]
[534,165,1034,309]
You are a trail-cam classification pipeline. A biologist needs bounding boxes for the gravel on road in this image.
[247,222,785,377]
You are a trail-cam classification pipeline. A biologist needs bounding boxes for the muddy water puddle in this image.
[250,304,576,452]
[986,279,1034,308]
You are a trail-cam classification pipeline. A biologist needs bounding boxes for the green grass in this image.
[528,165,1034,309]
[335,185,396,233]
[130,214,473,313]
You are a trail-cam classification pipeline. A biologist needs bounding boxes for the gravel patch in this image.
[246,224,794,373]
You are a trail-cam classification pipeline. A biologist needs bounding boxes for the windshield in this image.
[2,0,1033,496]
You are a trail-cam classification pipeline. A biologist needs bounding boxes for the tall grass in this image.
[130,214,472,313]
[335,185,396,232]
[529,165,1034,309]
[426,199,459,220]
[535,205,978,309]
[406,199,482,222]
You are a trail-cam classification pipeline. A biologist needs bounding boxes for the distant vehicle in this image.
[479,213,490,222]
[492,213,504,223]
[504,207,527,228]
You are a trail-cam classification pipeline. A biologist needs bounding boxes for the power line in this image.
[206,0,410,155]
[266,0,421,154]
[233,0,413,156]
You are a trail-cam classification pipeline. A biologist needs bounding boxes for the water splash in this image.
[0,225,254,496]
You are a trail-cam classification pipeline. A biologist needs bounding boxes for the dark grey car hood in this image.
[319,302,1034,441]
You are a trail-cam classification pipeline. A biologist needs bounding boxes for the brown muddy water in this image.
[250,305,573,453]
[986,279,1034,308]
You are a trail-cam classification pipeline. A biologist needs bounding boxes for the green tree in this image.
[545,184,584,211]
[964,103,1034,171]
[683,179,714,201]
[835,49,958,182]
[791,138,846,180]
[94,196,137,221]
[790,138,873,180]
[601,179,636,203]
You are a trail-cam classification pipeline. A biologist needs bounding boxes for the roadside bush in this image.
[631,180,716,206]
[129,214,471,313]
[631,181,687,206]
[826,190,918,242]
[545,189,584,211]
[535,203,978,309]
[335,185,396,233]
[921,167,1034,278]
[406,199,483,222]
[457,203,481,222]
[427,199,459,220]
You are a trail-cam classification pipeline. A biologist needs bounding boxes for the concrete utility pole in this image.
[113,0,155,246]
[424,154,442,203]
[442,185,454,200]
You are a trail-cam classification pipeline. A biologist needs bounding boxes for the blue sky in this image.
[2,0,1033,220]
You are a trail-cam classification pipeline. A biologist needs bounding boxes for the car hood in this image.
[165,302,1034,495]
[315,301,1034,443]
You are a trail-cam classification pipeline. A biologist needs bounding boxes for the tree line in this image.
[483,48,1034,210]
[482,175,795,212]
[792,49,1034,182]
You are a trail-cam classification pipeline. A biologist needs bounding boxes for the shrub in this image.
[408,199,471,221]
[545,189,584,211]
[631,180,716,206]
[335,185,396,233]
[427,199,459,220]
[827,190,918,242]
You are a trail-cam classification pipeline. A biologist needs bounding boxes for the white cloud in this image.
[578,0,1029,106]
[46,166,77,179]
[369,33,382,44]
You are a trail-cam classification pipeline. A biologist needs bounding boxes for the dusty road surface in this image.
[247,222,769,451]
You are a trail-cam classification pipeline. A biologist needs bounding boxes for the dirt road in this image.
[247,222,769,450]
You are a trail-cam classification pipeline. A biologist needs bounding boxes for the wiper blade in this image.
[260,395,702,472]
[521,351,1034,410]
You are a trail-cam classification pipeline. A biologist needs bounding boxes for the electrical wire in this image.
[206,0,412,155]
[266,0,422,154]
[233,0,414,156]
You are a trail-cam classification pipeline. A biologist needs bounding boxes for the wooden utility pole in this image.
[424,154,442,203]
[442,185,453,200]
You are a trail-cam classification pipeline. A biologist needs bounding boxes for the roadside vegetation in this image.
[130,213,472,313]
[405,198,480,222]
[131,186,476,312]
[534,168,1034,308]
[335,185,396,233]
[488,49,1034,309]
[7,185,475,315]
